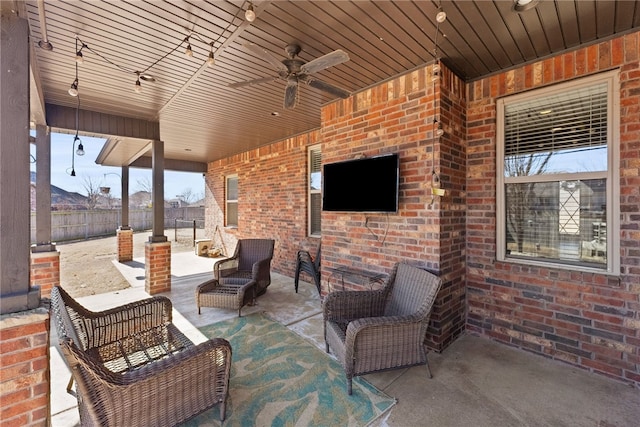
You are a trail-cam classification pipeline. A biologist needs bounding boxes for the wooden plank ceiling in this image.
[23,0,640,168]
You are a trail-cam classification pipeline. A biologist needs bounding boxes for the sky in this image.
[30,132,205,201]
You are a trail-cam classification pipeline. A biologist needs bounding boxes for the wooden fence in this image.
[30,207,205,243]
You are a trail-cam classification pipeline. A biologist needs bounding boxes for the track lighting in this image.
[245,2,256,22]
[68,78,79,96]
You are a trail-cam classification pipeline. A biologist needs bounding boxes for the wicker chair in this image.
[323,263,442,394]
[214,238,275,296]
[50,286,232,425]
[294,244,321,295]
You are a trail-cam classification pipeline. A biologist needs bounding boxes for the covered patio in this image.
[49,240,640,426]
[1,1,639,425]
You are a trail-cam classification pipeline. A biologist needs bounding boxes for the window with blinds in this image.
[309,146,321,236]
[496,71,619,274]
[225,175,238,227]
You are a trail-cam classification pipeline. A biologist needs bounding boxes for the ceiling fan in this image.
[229,43,351,109]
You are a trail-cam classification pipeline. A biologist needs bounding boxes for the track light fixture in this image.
[245,2,256,22]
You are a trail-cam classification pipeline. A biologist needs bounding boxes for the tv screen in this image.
[322,153,399,212]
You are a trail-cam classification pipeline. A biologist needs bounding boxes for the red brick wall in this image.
[145,241,171,294]
[205,133,321,276]
[206,64,467,351]
[0,309,50,426]
[466,33,640,387]
[30,251,60,298]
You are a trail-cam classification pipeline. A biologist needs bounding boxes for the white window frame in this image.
[496,70,620,275]
[225,175,238,228]
[308,145,322,237]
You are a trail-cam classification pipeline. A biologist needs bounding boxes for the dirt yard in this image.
[56,230,203,298]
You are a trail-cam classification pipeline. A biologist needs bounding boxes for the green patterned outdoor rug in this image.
[184,313,396,427]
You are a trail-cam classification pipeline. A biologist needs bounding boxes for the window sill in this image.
[498,255,619,278]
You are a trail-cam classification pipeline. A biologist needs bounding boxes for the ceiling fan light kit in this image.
[230,43,351,109]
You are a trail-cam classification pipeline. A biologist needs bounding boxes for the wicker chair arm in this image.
[197,279,220,293]
[214,258,239,280]
[252,257,273,282]
[62,337,232,426]
[323,290,387,322]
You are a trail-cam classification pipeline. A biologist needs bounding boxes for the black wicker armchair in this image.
[50,286,232,426]
[323,263,442,394]
[213,238,275,296]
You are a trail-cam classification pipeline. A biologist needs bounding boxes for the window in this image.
[309,145,322,236]
[497,71,619,274]
[225,175,238,227]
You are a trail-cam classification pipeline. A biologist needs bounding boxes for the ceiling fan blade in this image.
[300,49,350,74]
[302,76,351,99]
[228,76,278,89]
[244,43,288,72]
[284,80,298,110]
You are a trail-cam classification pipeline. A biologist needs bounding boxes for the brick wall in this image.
[206,64,467,352]
[30,251,60,298]
[205,132,321,276]
[466,32,640,387]
[144,241,171,294]
[0,307,50,426]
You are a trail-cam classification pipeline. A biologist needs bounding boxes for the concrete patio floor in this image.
[50,246,640,426]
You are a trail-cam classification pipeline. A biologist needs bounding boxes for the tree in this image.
[504,152,552,253]
[178,188,196,204]
[82,176,102,210]
[136,177,152,193]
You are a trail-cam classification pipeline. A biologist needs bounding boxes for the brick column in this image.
[117,227,134,262]
[145,241,171,294]
[0,305,50,426]
[29,250,60,299]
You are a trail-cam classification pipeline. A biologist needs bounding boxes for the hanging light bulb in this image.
[68,78,79,96]
[75,49,84,64]
[207,44,215,67]
[71,169,76,177]
[436,8,447,23]
[245,2,256,22]
[134,77,142,93]
[74,135,85,156]
[185,39,193,57]
[436,127,444,137]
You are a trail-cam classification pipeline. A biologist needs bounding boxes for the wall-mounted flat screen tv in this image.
[322,153,399,212]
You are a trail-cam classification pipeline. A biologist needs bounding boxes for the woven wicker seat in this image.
[50,286,232,425]
[323,263,442,394]
[196,278,256,316]
[214,238,275,296]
